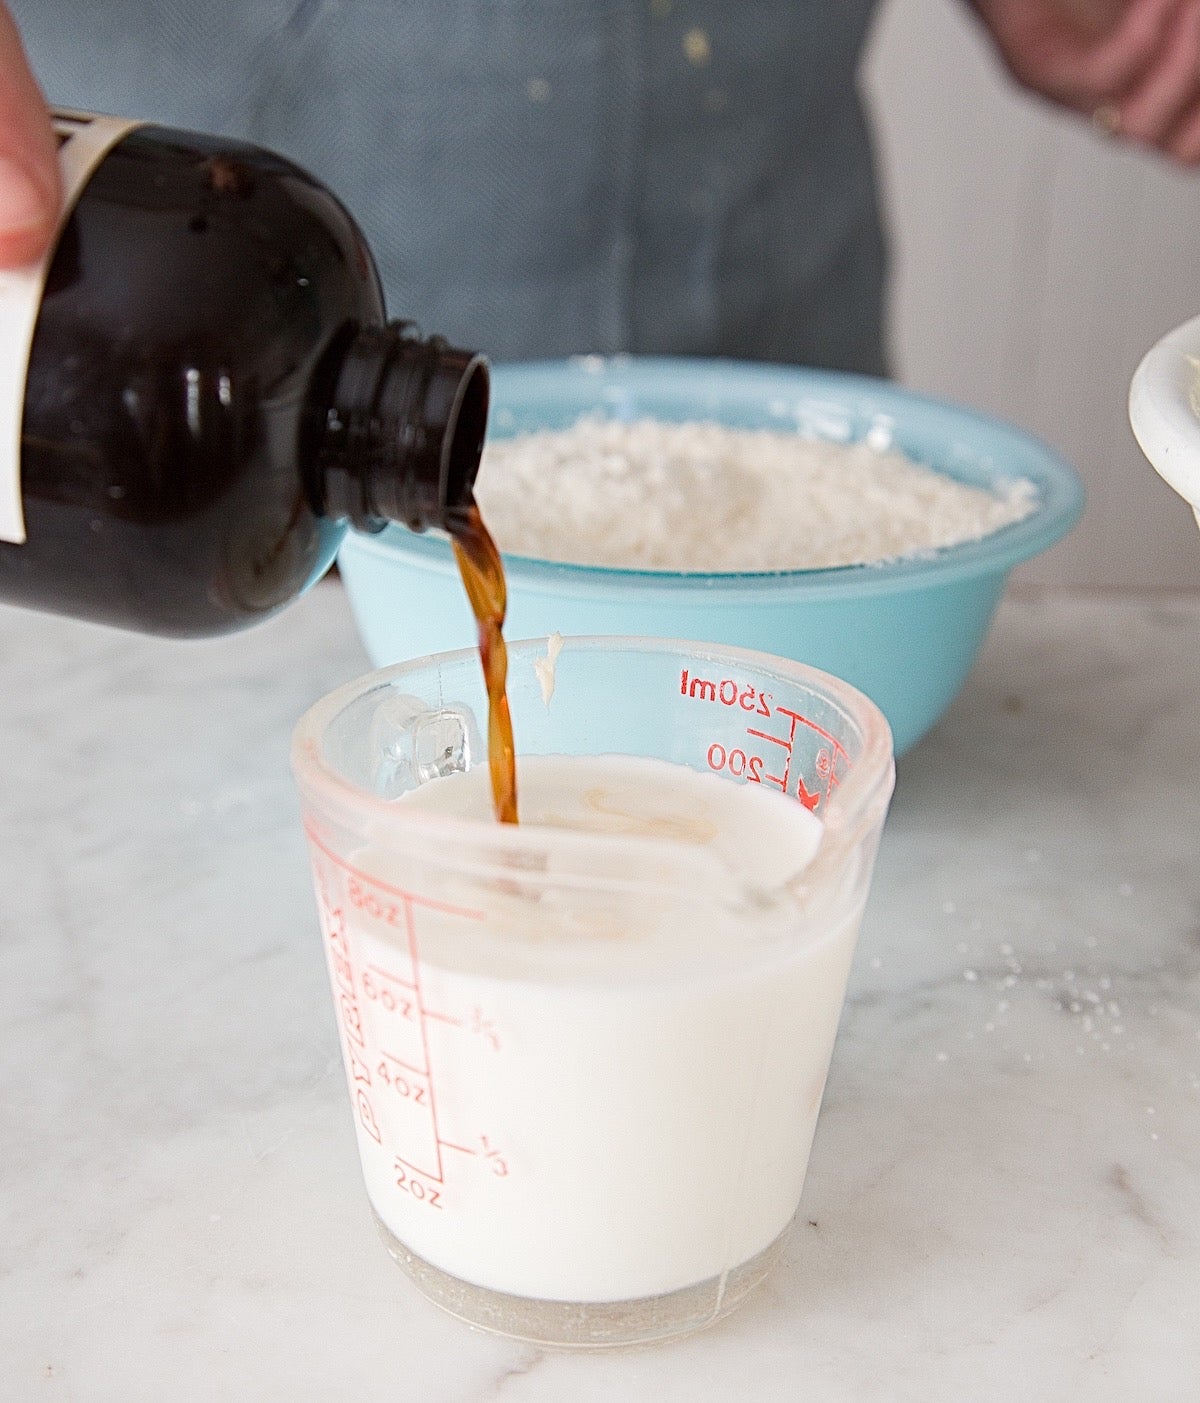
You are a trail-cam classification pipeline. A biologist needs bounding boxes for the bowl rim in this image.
[340,356,1085,600]
[1129,312,1200,512]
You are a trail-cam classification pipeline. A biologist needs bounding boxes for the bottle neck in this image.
[316,322,489,532]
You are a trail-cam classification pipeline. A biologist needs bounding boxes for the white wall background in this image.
[862,0,1200,588]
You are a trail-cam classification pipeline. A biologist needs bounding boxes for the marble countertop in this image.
[2,581,1198,1402]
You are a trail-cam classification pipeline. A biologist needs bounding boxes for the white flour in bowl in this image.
[474,418,1037,572]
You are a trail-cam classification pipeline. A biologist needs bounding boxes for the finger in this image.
[1059,0,1182,107]
[1052,0,1131,44]
[0,3,59,267]
[1162,100,1200,161]
[1117,1,1200,146]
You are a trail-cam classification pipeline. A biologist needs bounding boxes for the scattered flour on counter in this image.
[474,418,1037,572]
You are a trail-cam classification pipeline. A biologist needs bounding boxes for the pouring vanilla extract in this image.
[0,110,518,822]
[446,502,519,825]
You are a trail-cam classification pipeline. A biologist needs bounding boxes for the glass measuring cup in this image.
[291,637,894,1347]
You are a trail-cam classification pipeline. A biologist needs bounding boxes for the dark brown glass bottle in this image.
[0,114,489,637]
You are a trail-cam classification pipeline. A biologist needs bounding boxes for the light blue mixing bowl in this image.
[337,357,1083,755]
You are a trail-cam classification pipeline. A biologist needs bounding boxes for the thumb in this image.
[0,3,60,268]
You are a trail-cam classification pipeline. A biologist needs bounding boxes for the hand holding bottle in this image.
[0,0,59,267]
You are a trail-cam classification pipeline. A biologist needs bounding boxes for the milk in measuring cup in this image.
[310,753,862,1305]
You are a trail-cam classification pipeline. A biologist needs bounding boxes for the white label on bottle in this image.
[0,111,141,545]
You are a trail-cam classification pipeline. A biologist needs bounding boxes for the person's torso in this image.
[15,0,885,371]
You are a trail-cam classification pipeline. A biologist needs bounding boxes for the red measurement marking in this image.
[705,704,852,812]
[368,965,463,1030]
[423,1008,464,1027]
[680,668,773,715]
[481,1135,509,1177]
[471,1007,501,1052]
[302,822,487,919]
[393,1159,444,1209]
[310,851,383,1146]
[402,895,444,1184]
[743,727,789,791]
[381,1050,429,1078]
[393,1153,443,1185]
[440,1137,508,1178]
[303,826,511,1197]
[439,1139,477,1157]
[775,706,848,762]
[796,777,821,811]
[366,964,417,992]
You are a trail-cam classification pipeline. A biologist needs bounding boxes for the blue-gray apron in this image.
[13,0,886,372]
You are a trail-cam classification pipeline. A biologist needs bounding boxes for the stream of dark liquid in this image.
[447,502,518,824]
